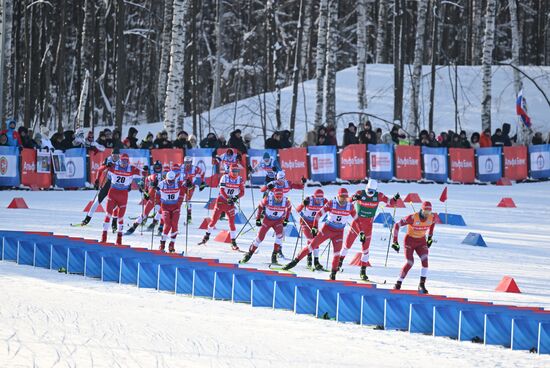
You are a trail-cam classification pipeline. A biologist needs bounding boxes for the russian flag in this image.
[516,90,532,128]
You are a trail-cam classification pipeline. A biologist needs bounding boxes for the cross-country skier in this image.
[260,170,305,195]
[215,148,242,174]
[80,150,120,226]
[198,164,244,250]
[100,153,142,245]
[250,152,280,184]
[125,161,163,235]
[341,179,399,281]
[240,189,292,265]
[283,187,357,280]
[294,188,328,269]
[179,156,207,222]
[391,201,437,294]
[155,171,185,252]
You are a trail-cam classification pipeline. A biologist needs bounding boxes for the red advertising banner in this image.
[20,149,52,188]
[395,145,421,180]
[151,148,184,167]
[279,147,308,184]
[449,148,475,183]
[339,144,366,180]
[216,148,248,179]
[89,149,112,182]
[503,146,528,181]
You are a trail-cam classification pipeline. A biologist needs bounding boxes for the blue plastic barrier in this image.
[251,279,275,307]
[17,240,34,266]
[213,271,233,300]
[137,262,159,289]
[434,305,460,338]
[3,237,18,261]
[539,322,550,354]
[193,269,216,298]
[361,294,386,326]
[385,298,411,330]
[337,292,362,323]
[232,273,256,303]
[409,303,433,334]
[175,267,193,295]
[438,213,466,226]
[273,281,295,310]
[158,264,177,292]
[101,256,121,282]
[51,244,68,271]
[295,285,317,315]
[284,224,300,238]
[120,257,140,285]
[84,250,103,278]
[459,309,486,342]
[374,212,395,228]
[461,232,487,247]
[34,242,51,269]
[317,288,338,320]
[67,247,86,274]
[512,318,539,351]
[234,211,248,224]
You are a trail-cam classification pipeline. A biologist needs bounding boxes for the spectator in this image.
[397,128,409,145]
[123,127,139,149]
[188,134,198,148]
[265,132,281,149]
[96,131,109,148]
[532,132,545,145]
[326,127,338,146]
[51,132,64,150]
[480,128,492,147]
[72,129,86,148]
[0,119,21,146]
[243,133,252,151]
[491,128,506,147]
[18,126,36,148]
[154,130,173,149]
[39,126,54,151]
[362,130,375,146]
[279,130,292,148]
[228,129,248,153]
[173,130,192,149]
[316,127,327,145]
[426,131,439,147]
[60,130,75,150]
[501,123,513,146]
[459,130,471,148]
[140,132,154,149]
[414,130,429,146]
[470,132,481,149]
[375,128,384,144]
[305,130,317,146]
[0,133,8,146]
[218,135,227,148]
[85,131,105,152]
[437,132,448,147]
[103,129,114,148]
[112,129,124,149]
[382,126,399,145]
[318,134,327,145]
[343,123,359,146]
[449,133,462,148]
[200,132,220,149]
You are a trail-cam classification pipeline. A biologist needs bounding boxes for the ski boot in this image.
[159,240,166,252]
[81,215,91,226]
[418,276,428,294]
[111,218,118,233]
[394,280,402,290]
[230,239,239,251]
[198,232,210,246]
[277,248,285,260]
[337,256,345,272]
[313,257,326,271]
[116,233,123,246]
[125,223,139,235]
[329,270,337,281]
[359,266,369,281]
[146,219,158,231]
[271,251,280,266]
[100,231,108,243]
[168,242,175,253]
[283,258,299,271]
[239,251,253,264]
[306,254,313,268]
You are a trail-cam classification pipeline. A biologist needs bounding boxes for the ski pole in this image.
[409,201,416,212]
[326,240,331,270]
[207,162,215,217]
[140,194,145,236]
[150,209,156,250]
[291,224,302,259]
[384,206,398,267]
[234,207,258,240]
[185,200,189,256]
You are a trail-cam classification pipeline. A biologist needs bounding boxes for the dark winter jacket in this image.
[491,130,507,147]
[200,134,221,149]
[343,128,359,146]
[18,127,37,149]
[279,130,292,149]
[501,123,513,146]
[228,131,248,153]
[123,127,139,148]
[532,133,545,145]
[265,137,282,150]
[173,137,192,149]
[60,130,76,150]
[51,133,65,150]
[154,138,173,149]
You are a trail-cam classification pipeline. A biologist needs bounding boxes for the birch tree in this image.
[0,0,13,121]
[157,0,174,117]
[323,0,338,126]
[508,0,522,95]
[76,70,90,130]
[314,0,329,127]
[481,0,496,132]
[163,0,190,138]
[114,0,126,132]
[210,0,223,110]
[375,0,388,63]
[471,0,482,65]
[407,0,428,136]
[299,0,312,80]
[289,0,305,144]
[356,0,367,111]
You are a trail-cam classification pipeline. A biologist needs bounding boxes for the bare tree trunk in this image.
[0,0,13,122]
[471,0,482,65]
[392,0,404,125]
[299,0,312,80]
[114,0,126,132]
[210,0,223,110]
[323,0,338,127]
[428,0,438,133]
[164,0,190,139]
[76,70,89,130]
[406,0,428,136]
[508,0,522,95]
[289,0,305,145]
[357,0,367,110]
[157,0,173,118]
[481,0,496,132]
[314,0,329,127]
[23,2,33,128]
[375,0,387,63]
[56,0,66,132]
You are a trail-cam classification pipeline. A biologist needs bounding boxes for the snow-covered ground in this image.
[1,182,550,366]
[120,64,550,147]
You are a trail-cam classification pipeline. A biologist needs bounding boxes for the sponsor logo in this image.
[537,154,545,170]
[451,160,473,169]
[23,161,36,172]
[341,156,364,166]
[505,158,526,166]
[431,157,440,173]
[311,155,333,172]
[0,156,7,175]
[66,160,76,177]
[485,158,494,173]
[281,160,306,169]
[397,157,419,166]
[370,153,391,170]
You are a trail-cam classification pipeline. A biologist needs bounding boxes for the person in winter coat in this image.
[470,132,481,149]
[0,133,8,146]
[326,128,338,146]
[173,130,192,149]
[140,132,154,149]
[228,129,248,153]
[96,131,109,148]
[343,123,359,146]
[17,126,37,148]
[243,134,252,150]
[265,132,282,149]
[279,130,292,148]
[459,131,471,148]
[102,129,114,148]
[414,130,429,146]
[154,131,173,149]
[0,119,21,147]
[112,129,124,149]
[501,123,513,146]
[200,132,221,149]
[532,132,545,145]
[382,126,400,145]
[480,128,492,147]
[60,130,76,150]
[188,134,198,148]
[123,127,139,148]
[218,135,227,148]
[491,128,507,147]
[51,133,65,150]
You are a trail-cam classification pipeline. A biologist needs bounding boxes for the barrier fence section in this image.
[0,230,549,354]
[1,144,549,188]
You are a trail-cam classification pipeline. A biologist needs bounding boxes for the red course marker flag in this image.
[439,186,448,203]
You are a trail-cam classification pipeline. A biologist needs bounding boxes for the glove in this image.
[393,193,400,201]
[311,226,318,237]
[247,164,253,172]
[199,182,207,191]
[391,241,400,252]
[352,194,359,201]
[301,177,307,184]
[266,182,275,190]
[283,219,288,227]
[106,161,113,167]
[256,219,262,227]
[185,179,192,188]
[94,179,100,190]
[427,235,433,248]
[230,196,239,205]
[143,192,150,200]
[359,232,366,242]
[302,198,310,206]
